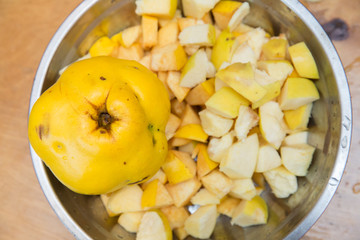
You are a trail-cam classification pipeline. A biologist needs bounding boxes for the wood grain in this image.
[0,1,82,239]
[0,0,359,239]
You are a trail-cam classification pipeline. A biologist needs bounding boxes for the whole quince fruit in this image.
[28,56,170,195]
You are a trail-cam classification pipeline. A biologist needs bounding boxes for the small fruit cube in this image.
[184,205,218,239]
[118,211,144,233]
[278,77,320,110]
[89,36,118,57]
[162,150,196,184]
[220,133,259,179]
[230,178,256,200]
[107,185,143,214]
[191,188,220,205]
[161,205,190,229]
[205,87,250,119]
[141,179,174,208]
[288,41,319,79]
[281,144,315,176]
[199,109,234,137]
[166,177,202,207]
[166,71,190,102]
[137,210,172,240]
[263,166,298,198]
[196,143,219,178]
[151,43,187,71]
[141,15,158,49]
[201,170,233,198]
[174,124,208,143]
[231,195,268,227]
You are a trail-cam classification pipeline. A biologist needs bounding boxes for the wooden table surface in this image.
[0,0,359,239]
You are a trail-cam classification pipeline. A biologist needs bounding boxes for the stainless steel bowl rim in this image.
[28,0,352,239]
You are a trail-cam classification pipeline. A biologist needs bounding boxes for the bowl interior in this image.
[33,0,347,239]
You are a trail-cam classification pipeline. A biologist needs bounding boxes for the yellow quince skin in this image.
[28,56,170,195]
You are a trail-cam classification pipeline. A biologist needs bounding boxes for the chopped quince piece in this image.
[107,185,143,214]
[168,137,191,148]
[212,0,242,30]
[230,42,256,66]
[174,227,188,240]
[89,36,118,57]
[281,144,316,176]
[137,210,172,240]
[118,211,144,233]
[278,77,320,110]
[182,0,220,19]
[255,143,282,173]
[217,196,241,217]
[216,62,267,103]
[174,124,208,143]
[151,43,187,71]
[284,103,313,130]
[184,205,218,239]
[261,38,288,60]
[234,105,259,140]
[100,193,117,217]
[196,143,219,178]
[117,43,144,61]
[111,25,141,48]
[263,166,298,198]
[185,78,215,105]
[220,133,259,179]
[199,109,234,137]
[180,49,208,88]
[246,28,267,60]
[230,178,257,200]
[231,195,268,227]
[166,71,190,103]
[141,179,174,209]
[165,113,181,140]
[191,188,220,205]
[259,101,286,149]
[158,21,179,47]
[288,41,319,79]
[282,131,309,146]
[180,104,201,127]
[257,60,294,85]
[166,177,202,207]
[162,150,196,184]
[205,87,250,119]
[228,2,250,32]
[135,0,177,19]
[141,15,158,49]
[141,169,167,189]
[211,29,236,70]
[160,205,190,229]
[179,24,216,47]
[207,132,234,163]
[252,81,282,109]
[201,169,233,198]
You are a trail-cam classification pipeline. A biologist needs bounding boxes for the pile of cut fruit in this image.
[88,0,320,239]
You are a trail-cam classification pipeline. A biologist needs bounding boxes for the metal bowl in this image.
[29,0,352,239]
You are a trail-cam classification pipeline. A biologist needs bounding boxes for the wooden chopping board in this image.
[0,0,359,239]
